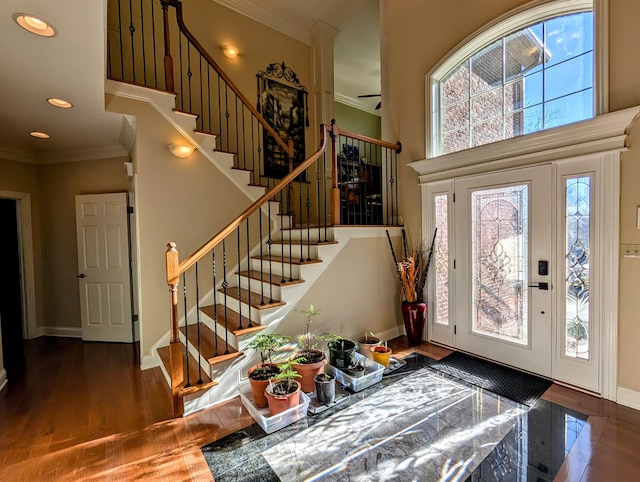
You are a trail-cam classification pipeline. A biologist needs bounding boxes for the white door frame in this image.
[0,190,38,340]
[411,108,640,403]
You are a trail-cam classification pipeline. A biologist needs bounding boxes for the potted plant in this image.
[385,228,437,346]
[326,334,357,370]
[347,358,366,378]
[291,304,328,392]
[246,333,290,408]
[313,372,336,405]
[357,331,381,360]
[265,359,303,416]
[371,342,393,368]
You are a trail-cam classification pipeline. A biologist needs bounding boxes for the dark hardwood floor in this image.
[1,336,639,481]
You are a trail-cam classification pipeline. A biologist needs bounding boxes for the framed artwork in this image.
[257,62,308,179]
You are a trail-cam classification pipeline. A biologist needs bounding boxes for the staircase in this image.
[106,0,402,416]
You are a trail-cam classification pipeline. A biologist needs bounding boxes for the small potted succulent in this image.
[246,333,290,408]
[291,304,328,392]
[265,359,304,416]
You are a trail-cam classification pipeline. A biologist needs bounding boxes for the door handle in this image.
[77,273,86,279]
[528,282,549,290]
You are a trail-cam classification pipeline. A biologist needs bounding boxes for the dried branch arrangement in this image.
[386,228,437,303]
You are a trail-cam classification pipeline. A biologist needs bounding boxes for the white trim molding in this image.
[0,190,38,340]
[617,387,640,411]
[410,106,640,182]
[42,326,83,338]
[334,92,381,117]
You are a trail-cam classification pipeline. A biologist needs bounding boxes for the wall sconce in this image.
[221,44,239,59]
[168,144,195,158]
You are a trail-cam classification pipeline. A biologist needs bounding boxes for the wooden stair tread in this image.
[199,305,266,336]
[157,346,217,396]
[238,270,305,287]
[172,108,199,118]
[251,255,323,266]
[270,240,339,246]
[179,323,243,365]
[217,286,285,310]
[193,129,218,138]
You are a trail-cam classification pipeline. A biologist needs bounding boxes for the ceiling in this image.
[0,0,380,165]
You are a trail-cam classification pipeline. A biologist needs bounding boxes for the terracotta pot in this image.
[248,363,279,408]
[371,346,392,368]
[264,380,301,416]
[402,300,427,346]
[356,336,381,360]
[292,350,327,392]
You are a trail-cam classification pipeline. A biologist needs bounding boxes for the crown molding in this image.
[0,147,37,164]
[37,144,129,165]
[213,0,311,45]
[335,92,381,117]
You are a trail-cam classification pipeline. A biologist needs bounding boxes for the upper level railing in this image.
[107,0,293,188]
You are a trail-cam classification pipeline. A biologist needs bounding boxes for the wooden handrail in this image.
[164,0,293,159]
[171,124,328,278]
[334,123,402,153]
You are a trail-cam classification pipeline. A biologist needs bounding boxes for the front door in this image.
[454,165,553,376]
[75,193,132,342]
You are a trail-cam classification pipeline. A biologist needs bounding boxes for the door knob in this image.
[77,273,86,279]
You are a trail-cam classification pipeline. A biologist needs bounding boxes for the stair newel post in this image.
[160,1,174,93]
[330,119,341,225]
[166,242,183,417]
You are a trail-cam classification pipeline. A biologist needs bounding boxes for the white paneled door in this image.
[75,193,132,342]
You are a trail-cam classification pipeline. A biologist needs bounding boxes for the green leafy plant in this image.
[247,333,291,366]
[298,304,322,350]
[268,357,305,396]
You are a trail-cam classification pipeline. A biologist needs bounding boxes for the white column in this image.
[311,20,340,144]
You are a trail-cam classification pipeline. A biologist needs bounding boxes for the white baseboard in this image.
[0,369,7,392]
[141,352,160,370]
[42,326,83,338]
[617,386,640,411]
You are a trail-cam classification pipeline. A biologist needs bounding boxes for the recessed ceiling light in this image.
[47,98,73,109]
[13,13,56,37]
[30,131,50,139]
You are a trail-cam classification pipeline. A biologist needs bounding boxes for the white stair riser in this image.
[249,257,302,278]
[237,275,284,300]
[276,227,334,243]
[270,243,318,261]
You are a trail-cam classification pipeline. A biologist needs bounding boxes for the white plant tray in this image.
[238,381,310,434]
[325,352,384,392]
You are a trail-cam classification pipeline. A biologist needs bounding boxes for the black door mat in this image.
[429,351,552,406]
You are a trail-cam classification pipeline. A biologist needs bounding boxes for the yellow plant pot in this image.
[371,346,392,367]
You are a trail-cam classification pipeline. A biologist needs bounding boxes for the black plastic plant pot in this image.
[328,339,357,369]
[314,373,336,405]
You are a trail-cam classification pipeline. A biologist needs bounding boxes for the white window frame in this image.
[425,0,608,159]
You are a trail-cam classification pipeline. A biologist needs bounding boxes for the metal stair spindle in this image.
[298,181,304,262]
[236,226,243,330]
[246,218,253,327]
[222,239,229,354]
[182,272,190,388]
[306,176,311,261]
[195,262,203,384]
[267,198,274,304]
[212,248,219,356]
[259,205,265,305]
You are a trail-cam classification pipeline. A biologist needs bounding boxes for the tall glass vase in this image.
[401,301,427,346]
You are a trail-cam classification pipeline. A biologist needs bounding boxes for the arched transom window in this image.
[430,1,594,156]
